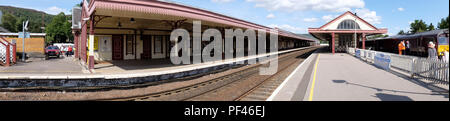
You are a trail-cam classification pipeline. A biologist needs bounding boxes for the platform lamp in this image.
[130,18,136,24]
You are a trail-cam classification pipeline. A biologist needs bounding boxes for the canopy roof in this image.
[369,29,449,41]
[308,11,387,34]
[82,0,316,42]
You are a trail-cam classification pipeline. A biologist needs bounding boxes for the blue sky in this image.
[1,0,448,35]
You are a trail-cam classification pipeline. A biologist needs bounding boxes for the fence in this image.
[0,37,17,66]
[347,47,449,86]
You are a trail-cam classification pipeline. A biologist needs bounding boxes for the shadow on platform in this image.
[375,93,414,101]
[332,80,448,99]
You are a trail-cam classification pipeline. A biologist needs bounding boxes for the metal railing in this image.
[0,37,17,66]
[347,47,449,85]
[412,58,449,85]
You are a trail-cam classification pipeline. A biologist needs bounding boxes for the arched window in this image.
[337,19,360,29]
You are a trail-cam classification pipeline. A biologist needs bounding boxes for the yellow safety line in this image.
[308,54,320,101]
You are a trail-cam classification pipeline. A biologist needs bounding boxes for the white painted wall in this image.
[92,29,173,60]
[94,35,112,61]
[323,14,375,31]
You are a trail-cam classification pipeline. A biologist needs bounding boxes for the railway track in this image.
[92,47,319,101]
[186,47,316,101]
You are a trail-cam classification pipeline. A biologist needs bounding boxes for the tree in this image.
[0,13,17,32]
[428,23,435,31]
[410,20,428,34]
[438,16,449,29]
[367,34,388,40]
[15,17,24,32]
[45,12,72,44]
[398,30,405,35]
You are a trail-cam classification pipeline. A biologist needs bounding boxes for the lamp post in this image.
[354,16,357,48]
[22,20,28,62]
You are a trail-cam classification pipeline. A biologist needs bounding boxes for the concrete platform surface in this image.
[270,52,449,101]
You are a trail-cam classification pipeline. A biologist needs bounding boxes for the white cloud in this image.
[397,7,405,11]
[355,8,382,24]
[322,14,339,22]
[45,6,70,15]
[268,24,305,33]
[266,13,275,19]
[303,17,319,22]
[212,0,234,3]
[245,0,365,12]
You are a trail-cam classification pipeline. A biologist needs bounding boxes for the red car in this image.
[45,46,61,59]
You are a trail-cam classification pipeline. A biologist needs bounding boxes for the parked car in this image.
[45,46,61,59]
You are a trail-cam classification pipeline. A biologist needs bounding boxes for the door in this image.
[112,35,123,60]
[142,35,152,59]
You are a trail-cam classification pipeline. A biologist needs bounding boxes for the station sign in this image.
[374,53,391,70]
[18,32,30,38]
[355,49,361,58]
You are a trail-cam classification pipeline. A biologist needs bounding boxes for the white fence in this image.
[347,48,449,85]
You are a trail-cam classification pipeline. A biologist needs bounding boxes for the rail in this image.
[0,37,17,66]
[347,47,448,86]
[93,47,319,101]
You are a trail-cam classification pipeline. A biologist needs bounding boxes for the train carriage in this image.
[367,29,449,58]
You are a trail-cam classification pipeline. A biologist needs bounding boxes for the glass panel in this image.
[126,35,134,54]
[438,37,448,45]
[337,19,360,30]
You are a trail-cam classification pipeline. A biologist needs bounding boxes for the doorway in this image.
[142,35,152,59]
[112,35,123,60]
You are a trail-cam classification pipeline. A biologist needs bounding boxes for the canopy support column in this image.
[88,14,95,70]
[362,33,366,50]
[332,32,335,54]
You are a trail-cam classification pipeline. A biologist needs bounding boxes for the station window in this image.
[126,35,135,55]
[337,19,361,30]
[154,36,163,53]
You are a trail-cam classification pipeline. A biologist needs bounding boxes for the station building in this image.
[308,11,388,54]
[73,0,317,70]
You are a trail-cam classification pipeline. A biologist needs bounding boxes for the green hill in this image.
[0,6,55,33]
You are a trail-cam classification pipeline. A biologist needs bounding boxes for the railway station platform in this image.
[268,49,449,101]
[0,47,317,88]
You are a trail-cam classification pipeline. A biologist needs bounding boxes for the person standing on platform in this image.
[428,41,438,60]
[398,40,406,55]
[405,40,410,55]
[427,41,439,79]
[67,46,73,57]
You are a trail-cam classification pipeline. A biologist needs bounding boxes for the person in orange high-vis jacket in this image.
[398,40,406,55]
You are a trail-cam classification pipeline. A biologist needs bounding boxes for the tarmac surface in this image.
[0,56,83,74]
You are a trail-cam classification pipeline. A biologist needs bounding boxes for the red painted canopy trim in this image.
[82,0,316,42]
[317,11,379,31]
